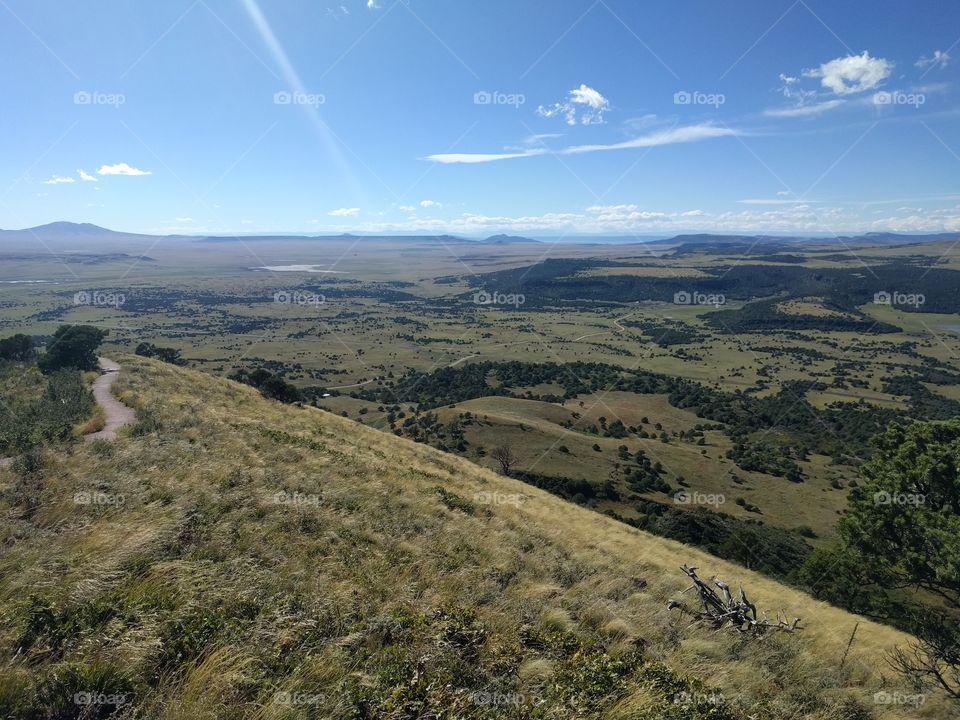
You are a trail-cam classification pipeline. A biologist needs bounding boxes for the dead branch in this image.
[668,564,801,636]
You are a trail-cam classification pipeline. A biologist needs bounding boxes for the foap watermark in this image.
[466,691,525,707]
[474,490,524,508]
[674,490,725,507]
[272,490,321,507]
[74,290,126,308]
[273,90,325,107]
[672,691,725,706]
[74,491,126,506]
[472,289,525,308]
[273,290,325,307]
[873,290,924,308]
[473,90,525,108]
[874,491,925,507]
[673,290,725,307]
[74,90,125,108]
[873,90,925,108]
[873,691,926,708]
[673,90,725,108]
[74,691,128,707]
[273,691,326,706]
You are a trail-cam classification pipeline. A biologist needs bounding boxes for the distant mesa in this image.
[666,233,800,245]
[662,231,960,253]
[481,234,540,244]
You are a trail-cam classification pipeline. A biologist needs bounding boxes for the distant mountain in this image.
[835,231,960,245]
[196,234,325,243]
[1,223,955,248]
[665,231,959,252]
[0,221,155,242]
[27,221,115,236]
[196,233,470,244]
[665,233,806,245]
[480,234,541,244]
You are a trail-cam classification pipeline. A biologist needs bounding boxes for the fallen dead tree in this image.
[668,565,801,636]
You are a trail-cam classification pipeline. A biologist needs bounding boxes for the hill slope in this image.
[0,356,946,718]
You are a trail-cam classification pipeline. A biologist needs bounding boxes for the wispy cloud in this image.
[328,207,360,217]
[916,50,950,70]
[764,99,844,118]
[77,169,98,182]
[43,175,75,185]
[427,123,737,164]
[427,150,548,164]
[563,124,738,154]
[98,162,152,176]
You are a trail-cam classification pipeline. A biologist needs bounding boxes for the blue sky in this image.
[2,0,959,236]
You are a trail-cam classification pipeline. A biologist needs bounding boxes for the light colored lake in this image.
[250,265,346,273]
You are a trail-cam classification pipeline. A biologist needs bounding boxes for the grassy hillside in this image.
[420,394,851,540]
[0,356,949,719]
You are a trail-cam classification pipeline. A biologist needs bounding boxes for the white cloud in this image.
[419,199,441,208]
[427,123,736,164]
[916,50,950,70]
[98,162,152,176]
[804,51,892,95]
[307,201,960,235]
[328,207,360,217]
[776,191,790,196]
[764,99,844,117]
[43,175,75,185]
[175,217,194,223]
[569,84,609,110]
[537,84,610,125]
[77,169,98,182]
[427,149,547,164]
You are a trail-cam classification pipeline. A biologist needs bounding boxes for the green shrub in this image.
[130,406,162,436]
[433,486,475,515]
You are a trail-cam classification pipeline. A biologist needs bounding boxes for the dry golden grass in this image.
[75,405,106,435]
[0,355,951,718]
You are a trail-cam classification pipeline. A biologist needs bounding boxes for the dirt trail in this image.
[0,358,135,467]
[85,357,136,441]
